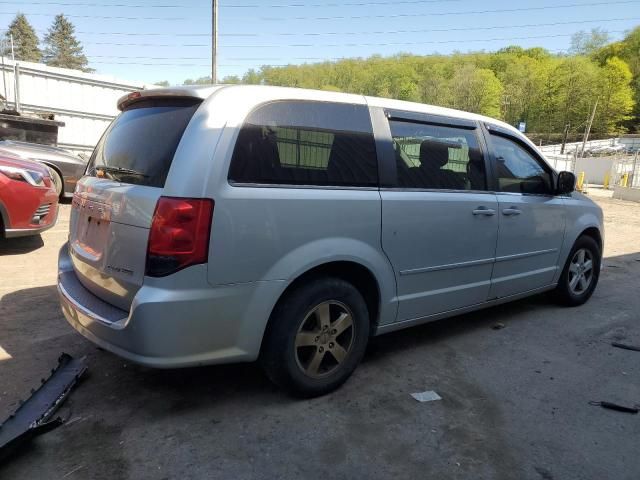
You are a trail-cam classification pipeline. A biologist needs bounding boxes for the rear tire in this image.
[554,235,601,307]
[261,277,370,398]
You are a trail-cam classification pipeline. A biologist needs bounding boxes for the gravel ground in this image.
[1,194,639,480]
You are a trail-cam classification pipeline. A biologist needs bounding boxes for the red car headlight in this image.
[0,165,46,187]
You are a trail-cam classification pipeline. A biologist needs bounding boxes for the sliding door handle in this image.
[502,207,522,216]
[472,207,496,216]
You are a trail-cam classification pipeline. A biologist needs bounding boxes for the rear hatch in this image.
[69,97,201,311]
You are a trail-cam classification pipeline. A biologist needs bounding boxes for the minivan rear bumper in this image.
[57,243,285,368]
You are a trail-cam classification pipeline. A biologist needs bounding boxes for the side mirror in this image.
[557,171,575,195]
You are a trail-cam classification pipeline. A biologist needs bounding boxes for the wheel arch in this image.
[553,205,604,285]
[259,260,383,354]
[39,161,64,196]
[578,226,603,251]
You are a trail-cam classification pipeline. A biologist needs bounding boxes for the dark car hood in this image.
[0,142,86,166]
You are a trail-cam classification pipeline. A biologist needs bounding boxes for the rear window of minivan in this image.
[87,98,201,188]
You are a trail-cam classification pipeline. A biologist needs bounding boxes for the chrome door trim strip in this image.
[399,257,494,276]
[494,248,558,263]
[398,247,558,276]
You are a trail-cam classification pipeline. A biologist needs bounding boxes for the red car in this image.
[0,153,59,238]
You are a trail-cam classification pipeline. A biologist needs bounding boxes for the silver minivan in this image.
[58,85,604,397]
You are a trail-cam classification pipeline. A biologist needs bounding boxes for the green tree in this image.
[498,56,547,126]
[616,27,640,131]
[593,27,640,130]
[221,75,241,84]
[570,28,610,55]
[450,65,503,117]
[154,80,170,87]
[418,62,452,107]
[242,68,263,85]
[42,14,92,72]
[183,75,212,85]
[552,57,601,135]
[4,13,41,62]
[594,57,635,134]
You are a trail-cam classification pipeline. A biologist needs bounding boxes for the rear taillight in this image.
[146,197,214,277]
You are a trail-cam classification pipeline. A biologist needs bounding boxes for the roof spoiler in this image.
[117,87,216,111]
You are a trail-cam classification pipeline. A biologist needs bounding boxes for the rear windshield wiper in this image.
[93,164,150,177]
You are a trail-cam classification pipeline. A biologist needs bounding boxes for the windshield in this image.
[87,98,201,187]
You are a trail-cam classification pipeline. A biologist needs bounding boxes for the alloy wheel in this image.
[568,248,594,295]
[294,300,355,379]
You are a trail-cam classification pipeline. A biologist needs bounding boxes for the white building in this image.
[0,58,152,155]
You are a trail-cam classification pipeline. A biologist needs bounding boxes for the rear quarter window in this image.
[228,100,378,187]
[87,98,201,188]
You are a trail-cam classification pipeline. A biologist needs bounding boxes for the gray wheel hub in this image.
[294,300,355,379]
[568,247,594,295]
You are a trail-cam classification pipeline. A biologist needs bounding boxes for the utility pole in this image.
[580,99,598,158]
[212,0,218,84]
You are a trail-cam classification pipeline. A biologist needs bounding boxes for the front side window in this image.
[490,134,553,195]
[389,120,486,190]
[228,101,378,187]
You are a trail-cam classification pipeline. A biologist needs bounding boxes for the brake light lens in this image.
[146,197,214,277]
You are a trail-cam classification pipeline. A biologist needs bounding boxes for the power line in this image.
[2,0,636,21]
[80,41,210,47]
[271,17,640,37]
[259,0,640,20]
[0,11,189,20]
[218,30,628,48]
[10,29,626,49]
[226,0,465,6]
[0,1,191,7]
[25,16,639,38]
[0,0,468,8]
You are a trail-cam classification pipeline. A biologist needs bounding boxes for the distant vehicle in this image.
[58,85,604,397]
[0,140,87,199]
[0,153,59,238]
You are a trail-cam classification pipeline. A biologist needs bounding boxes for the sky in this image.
[1,0,639,85]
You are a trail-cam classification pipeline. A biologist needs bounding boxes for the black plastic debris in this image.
[0,353,87,462]
[589,401,639,414]
[611,342,640,352]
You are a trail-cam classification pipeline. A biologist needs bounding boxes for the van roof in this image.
[121,83,521,137]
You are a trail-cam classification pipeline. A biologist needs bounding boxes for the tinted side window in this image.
[228,101,378,187]
[389,120,486,190]
[490,134,553,195]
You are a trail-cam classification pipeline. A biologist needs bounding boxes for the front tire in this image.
[554,235,601,306]
[261,277,370,398]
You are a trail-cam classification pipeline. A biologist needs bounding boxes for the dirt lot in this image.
[1,193,639,480]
